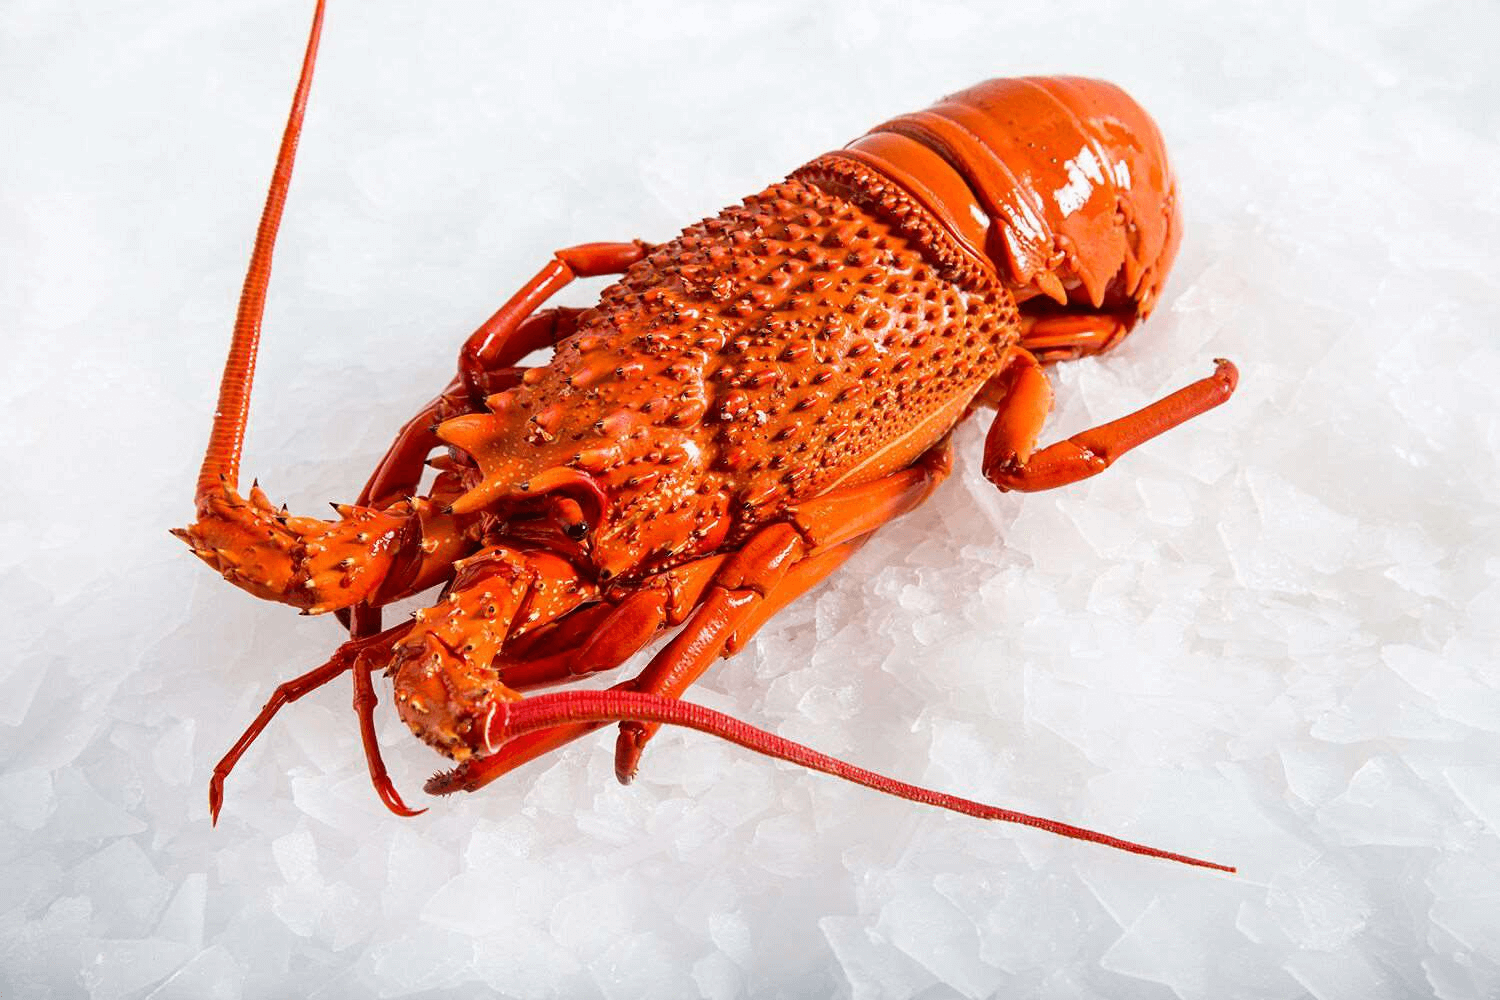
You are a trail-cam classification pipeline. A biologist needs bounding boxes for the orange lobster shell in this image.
[176,1,1237,871]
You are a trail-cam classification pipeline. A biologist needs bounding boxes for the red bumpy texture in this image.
[177,1,1236,873]
[435,178,1020,581]
[435,75,1186,584]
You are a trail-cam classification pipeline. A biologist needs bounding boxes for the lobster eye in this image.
[551,496,589,540]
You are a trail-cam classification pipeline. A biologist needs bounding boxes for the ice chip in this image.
[0,765,56,831]
[80,939,193,1000]
[144,946,245,1000]
[151,719,196,787]
[1316,756,1450,848]
[1266,858,1373,951]
[71,838,171,938]
[1284,949,1405,1000]
[271,825,320,885]
[152,874,207,951]
[49,771,146,840]
[820,916,938,1000]
[875,878,1001,998]
[589,931,697,1000]
[1443,765,1500,835]
[691,951,743,1000]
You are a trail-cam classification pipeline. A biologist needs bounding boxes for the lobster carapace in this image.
[176,1,1237,871]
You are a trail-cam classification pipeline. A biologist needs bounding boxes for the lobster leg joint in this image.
[984,353,1238,493]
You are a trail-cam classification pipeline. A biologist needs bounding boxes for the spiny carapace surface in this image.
[176,1,1238,872]
[440,180,1019,571]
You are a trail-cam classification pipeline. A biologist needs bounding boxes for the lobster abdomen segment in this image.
[833,77,1181,322]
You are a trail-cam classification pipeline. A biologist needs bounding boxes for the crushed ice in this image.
[4,1,1499,997]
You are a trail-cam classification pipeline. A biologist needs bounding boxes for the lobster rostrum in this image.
[176,1,1238,872]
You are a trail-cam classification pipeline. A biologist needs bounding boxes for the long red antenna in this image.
[196,0,327,500]
[488,691,1234,873]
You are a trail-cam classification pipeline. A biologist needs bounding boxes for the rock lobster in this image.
[175,1,1238,871]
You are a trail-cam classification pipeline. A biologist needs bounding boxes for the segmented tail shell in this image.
[827,77,1181,323]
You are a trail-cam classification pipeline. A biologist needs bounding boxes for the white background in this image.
[4,1,1499,997]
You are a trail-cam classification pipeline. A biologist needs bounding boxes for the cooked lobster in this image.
[175,0,1237,871]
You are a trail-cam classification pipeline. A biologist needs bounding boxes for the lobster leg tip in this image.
[1212,357,1239,392]
[208,780,225,827]
[385,798,428,819]
[613,724,646,785]
[374,773,428,818]
[423,766,476,796]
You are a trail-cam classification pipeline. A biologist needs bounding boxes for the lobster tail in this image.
[817,76,1180,325]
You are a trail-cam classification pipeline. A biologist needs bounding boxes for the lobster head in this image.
[436,327,727,583]
[841,76,1181,331]
[387,360,722,761]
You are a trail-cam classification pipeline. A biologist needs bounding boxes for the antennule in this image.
[197,0,327,500]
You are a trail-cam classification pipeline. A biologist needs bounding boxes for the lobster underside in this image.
[177,0,1238,872]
